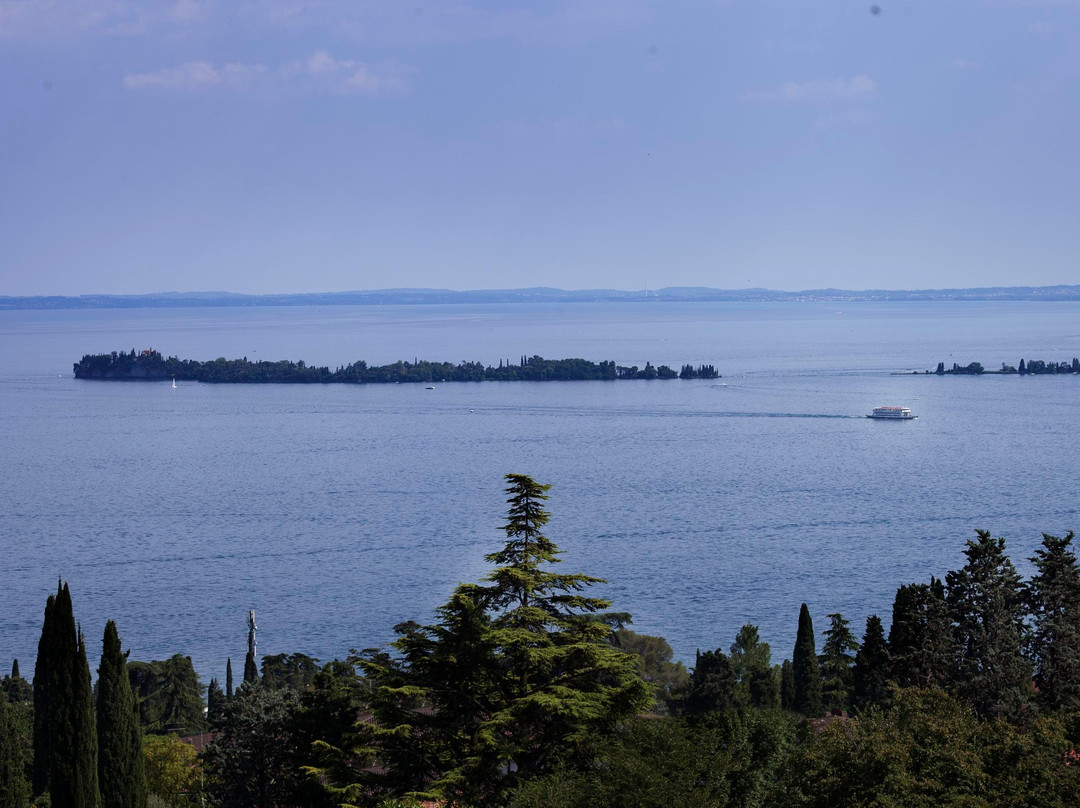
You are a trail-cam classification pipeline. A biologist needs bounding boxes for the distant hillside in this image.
[4,284,1080,310]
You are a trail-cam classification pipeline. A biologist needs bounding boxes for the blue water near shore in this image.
[1,301,1079,681]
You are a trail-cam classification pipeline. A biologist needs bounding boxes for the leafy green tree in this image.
[1027,531,1080,712]
[887,577,956,689]
[792,605,822,716]
[260,653,320,691]
[610,629,689,712]
[128,656,206,736]
[852,615,889,711]
[0,690,29,808]
[729,624,778,709]
[818,613,857,712]
[96,621,146,808]
[143,735,200,808]
[316,474,651,806]
[202,685,302,808]
[684,649,738,715]
[946,530,1033,721]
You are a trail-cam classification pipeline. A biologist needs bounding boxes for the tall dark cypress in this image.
[206,678,224,724]
[33,592,56,797]
[72,627,100,808]
[792,604,822,716]
[226,658,234,699]
[0,690,29,808]
[97,621,146,808]
[780,659,795,710]
[887,578,955,689]
[47,584,100,808]
[243,651,259,686]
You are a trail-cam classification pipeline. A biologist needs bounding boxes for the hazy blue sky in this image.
[2,0,1078,295]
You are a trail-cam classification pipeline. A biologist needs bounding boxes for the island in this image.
[73,350,721,383]
[929,358,1080,375]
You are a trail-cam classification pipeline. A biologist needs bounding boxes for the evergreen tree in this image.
[0,690,29,808]
[684,649,738,714]
[1026,531,1080,712]
[44,583,100,808]
[729,624,776,708]
[32,592,55,797]
[97,621,146,808]
[819,613,858,711]
[320,474,651,806]
[792,604,822,716]
[852,615,890,710]
[243,651,259,687]
[2,659,32,704]
[780,660,794,710]
[127,655,206,735]
[226,658,234,700]
[946,530,1032,721]
[206,678,225,724]
[887,578,956,689]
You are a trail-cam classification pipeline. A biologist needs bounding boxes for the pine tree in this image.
[0,690,29,808]
[685,649,738,714]
[780,660,795,710]
[852,615,890,710]
[819,613,858,711]
[887,578,956,689]
[326,474,651,806]
[226,658,234,699]
[1027,531,1080,712]
[946,530,1032,721]
[97,621,146,808]
[792,604,822,716]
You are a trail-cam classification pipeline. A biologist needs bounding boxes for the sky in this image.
[1,0,1078,295]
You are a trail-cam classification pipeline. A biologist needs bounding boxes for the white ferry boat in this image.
[867,406,916,420]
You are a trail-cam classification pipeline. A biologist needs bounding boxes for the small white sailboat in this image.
[171,377,177,389]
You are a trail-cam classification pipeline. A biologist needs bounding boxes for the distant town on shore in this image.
[6,283,1080,310]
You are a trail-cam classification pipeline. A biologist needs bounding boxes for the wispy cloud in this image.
[742,75,878,104]
[123,60,267,91]
[123,50,411,95]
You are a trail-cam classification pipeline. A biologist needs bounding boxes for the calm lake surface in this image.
[2,301,1079,680]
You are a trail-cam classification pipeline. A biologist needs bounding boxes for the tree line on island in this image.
[72,350,720,384]
[4,476,1080,807]
[932,357,1080,375]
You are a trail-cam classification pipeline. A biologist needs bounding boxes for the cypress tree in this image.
[71,627,100,808]
[792,604,822,716]
[243,651,259,686]
[1027,531,1080,712]
[852,615,890,710]
[32,592,56,797]
[226,658,234,699]
[780,659,795,710]
[206,678,224,724]
[946,530,1032,721]
[0,690,29,808]
[97,621,145,808]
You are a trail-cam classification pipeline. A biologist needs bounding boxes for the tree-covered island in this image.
[72,349,720,383]
[928,357,1080,375]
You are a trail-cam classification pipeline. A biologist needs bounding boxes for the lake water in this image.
[1,301,1079,682]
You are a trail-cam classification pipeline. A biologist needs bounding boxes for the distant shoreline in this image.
[6,284,1080,310]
